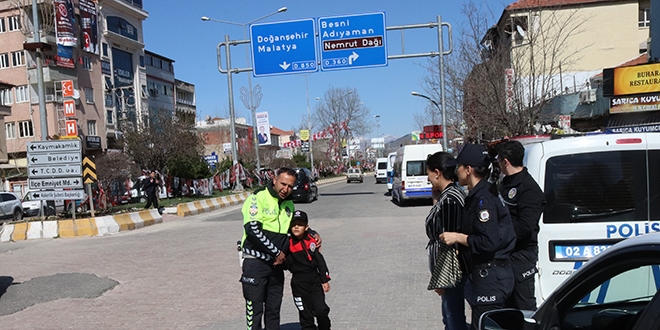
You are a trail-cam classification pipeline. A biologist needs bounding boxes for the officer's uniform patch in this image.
[479,209,490,222]
[508,188,517,199]
[310,242,316,252]
[249,204,258,216]
[286,207,292,216]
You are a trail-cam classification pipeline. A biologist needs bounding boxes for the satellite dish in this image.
[516,25,527,38]
[72,89,80,99]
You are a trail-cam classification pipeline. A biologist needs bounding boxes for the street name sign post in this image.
[28,190,85,200]
[26,139,84,219]
[250,18,318,77]
[318,12,387,71]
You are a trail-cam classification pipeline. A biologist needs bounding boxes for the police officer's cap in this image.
[291,210,309,226]
[452,144,491,167]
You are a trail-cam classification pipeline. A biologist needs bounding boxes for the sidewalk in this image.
[0,175,346,243]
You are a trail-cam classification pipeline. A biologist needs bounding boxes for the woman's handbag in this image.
[427,243,462,290]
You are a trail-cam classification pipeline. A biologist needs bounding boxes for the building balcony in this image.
[27,64,76,85]
[176,98,195,106]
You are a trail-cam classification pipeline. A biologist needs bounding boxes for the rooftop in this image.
[506,0,620,10]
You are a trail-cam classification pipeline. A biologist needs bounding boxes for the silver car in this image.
[346,168,363,183]
[1,192,23,221]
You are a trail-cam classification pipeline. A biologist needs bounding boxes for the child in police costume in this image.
[440,144,516,330]
[284,210,331,330]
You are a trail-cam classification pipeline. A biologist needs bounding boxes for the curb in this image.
[0,209,162,243]
[0,176,348,242]
[175,176,347,218]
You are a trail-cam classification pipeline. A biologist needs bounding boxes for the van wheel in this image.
[13,208,22,221]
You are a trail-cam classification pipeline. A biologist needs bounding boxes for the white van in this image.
[524,132,660,304]
[375,158,388,183]
[391,144,443,205]
[386,151,397,192]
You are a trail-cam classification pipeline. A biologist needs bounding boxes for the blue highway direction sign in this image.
[250,18,318,77]
[318,12,387,71]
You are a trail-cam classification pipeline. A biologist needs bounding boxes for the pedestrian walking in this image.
[439,144,516,330]
[143,170,160,210]
[425,152,467,330]
[495,140,545,310]
[239,167,322,330]
[284,210,331,330]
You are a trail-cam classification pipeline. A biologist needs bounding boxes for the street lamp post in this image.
[411,91,448,150]
[203,7,287,190]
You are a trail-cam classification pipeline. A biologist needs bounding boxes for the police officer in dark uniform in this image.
[496,140,546,310]
[440,144,516,330]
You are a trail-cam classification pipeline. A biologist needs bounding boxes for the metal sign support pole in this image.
[87,183,95,217]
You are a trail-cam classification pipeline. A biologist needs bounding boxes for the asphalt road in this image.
[0,175,464,329]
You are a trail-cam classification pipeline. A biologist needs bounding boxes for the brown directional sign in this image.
[83,157,97,184]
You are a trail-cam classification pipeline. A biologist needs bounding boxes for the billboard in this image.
[610,93,660,113]
[79,0,99,54]
[54,0,76,47]
[256,112,271,146]
[603,62,660,96]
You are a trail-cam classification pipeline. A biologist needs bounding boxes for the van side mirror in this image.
[479,309,525,330]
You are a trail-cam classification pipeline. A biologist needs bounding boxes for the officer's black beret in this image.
[452,144,490,167]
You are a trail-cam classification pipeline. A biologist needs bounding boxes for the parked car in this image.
[22,194,65,217]
[1,192,23,221]
[346,168,363,183]
[479,232,660,330]
[290,168,318,203]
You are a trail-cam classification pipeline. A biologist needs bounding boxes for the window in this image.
[8,16,20,31]
[0,53,8,69]
[102,42,108,57]
[87,120,97,136]
[145,55,152,66]
[5,122,15,139]
[543,151,648,224]
[105,92,114,107]
[11,50,24,66]
[18,120,33,138]
[82,56,91,70]
[639,7,651,27]
[84,87,94,103]
[0,17,5,33]
[406,160,425,176]
[0,88,12,105]
[153,58,161,69]
[139,55,145,67]
[15,85,29,103]
[107,110,114,124]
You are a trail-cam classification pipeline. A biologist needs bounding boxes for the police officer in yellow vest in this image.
[239,167,320,330]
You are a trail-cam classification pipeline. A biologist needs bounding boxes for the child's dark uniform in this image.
[285,231,331,330]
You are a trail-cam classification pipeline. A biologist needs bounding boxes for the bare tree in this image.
[123,110,207,174]
[421,1,590,141]
[95,152,141,189]
[313,87,371,164]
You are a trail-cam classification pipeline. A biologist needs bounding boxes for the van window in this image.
[648,150,660,219]
[377,162,387,170]
[543,150,648,223]
[406,161,425,176]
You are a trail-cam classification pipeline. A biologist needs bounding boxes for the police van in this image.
[524,132,660,304]
[391,144,443,205]
[386,151,397,192]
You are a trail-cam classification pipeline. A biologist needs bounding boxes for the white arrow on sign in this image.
[28,153,82,165]
[28,177,83,189]
[28,164,82,178]
[29,190,85,200]
[279,61,291,70]
[348,51,359,65]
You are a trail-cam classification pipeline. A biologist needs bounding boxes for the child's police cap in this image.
[291,210,308,226]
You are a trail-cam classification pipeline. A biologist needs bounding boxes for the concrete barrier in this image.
[176,192,250,217]
[0,208,163,243]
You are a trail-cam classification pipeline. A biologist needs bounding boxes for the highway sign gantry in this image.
[318,12,387,71]
[28,190,85,200]
[82,157,97,184]
[250,18,318,77]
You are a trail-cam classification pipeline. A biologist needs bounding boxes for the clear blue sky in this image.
[142,0,507,138]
